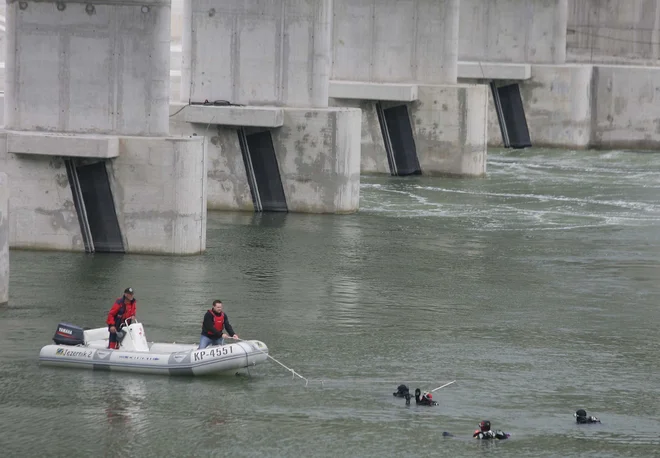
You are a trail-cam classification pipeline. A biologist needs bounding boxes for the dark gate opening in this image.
[490,82,532,149]
[67,160,125,253]
[377,103,421,176]
[238,128,288,212]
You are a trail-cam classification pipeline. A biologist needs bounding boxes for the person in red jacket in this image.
[199,299,239,349]
[106,287,137,349]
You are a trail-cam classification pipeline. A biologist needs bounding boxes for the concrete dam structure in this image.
[0,0,659,264]
[458,0,660,150]
[1,0,206,255]
[0,172,7,304]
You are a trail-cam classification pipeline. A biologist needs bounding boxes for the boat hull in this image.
[39,340,269,376]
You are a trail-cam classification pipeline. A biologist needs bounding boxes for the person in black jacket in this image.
[574,409,600,424]
[199,300,239,349]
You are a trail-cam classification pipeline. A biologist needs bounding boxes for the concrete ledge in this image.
[6,131,119,158]
[329,80,418,101]
[179,104,284,128]
[458,61,531,80]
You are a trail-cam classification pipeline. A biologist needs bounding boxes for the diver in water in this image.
[393,384,412,405]
[414,388,438,406]
[473,420,510,440]
[574,409,600,424]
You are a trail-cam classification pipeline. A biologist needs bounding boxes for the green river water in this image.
[1,148,659,457]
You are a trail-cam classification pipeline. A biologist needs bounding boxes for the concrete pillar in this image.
[332,0,459,85]
[2,0,207,254]
[179,0,360,214]
[567,0,660,64]
[5,0,170,136]
[0,172,8,305]
[459,0,568,64]
[330,0,486,176]
[181,0,332,108]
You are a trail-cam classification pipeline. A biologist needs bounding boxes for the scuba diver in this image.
[414,388,438,406]
[574,409,600,424]
[473,420,510,440]
[393,384,412,405]
[392,385,437,406]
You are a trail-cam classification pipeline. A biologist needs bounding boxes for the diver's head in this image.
[422,392,433,402]
[479,420,491,432]
[574,409,588,421]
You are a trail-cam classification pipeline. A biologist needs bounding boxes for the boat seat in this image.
[84,327,109,343]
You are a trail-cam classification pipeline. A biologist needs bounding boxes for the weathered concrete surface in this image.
[409,85,488,176]
[331,85,488,176]
[181,105,284,128]
[459,0,568,64]
[181,0,332,107]
[272,108,361,213]
[520,65,593,149]
[169,106,253,211]
[457,62,532,80]
[328,99,389,175]
[567,0,660,65]
[7,131,119,158]
[4,0,171,135]
[329,81,419,102]
[466,64,660,150]
[591,65,660,150]
[0,132,85,251]
[332,0,459,84]
[467,64,594,148]
[0,172,8,304]
[110,136,207,254]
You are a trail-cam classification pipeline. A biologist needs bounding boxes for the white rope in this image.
[234,338,323,387]
[431,380,456,392]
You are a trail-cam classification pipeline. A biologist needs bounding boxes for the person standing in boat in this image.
[106,287,137,350]
[199,300,239,349]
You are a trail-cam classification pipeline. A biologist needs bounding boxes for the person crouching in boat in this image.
[106,287,137,349]
[199,299,240,349]
[473,420,509,440]
[414,388,438,406]
[574,409,600,424]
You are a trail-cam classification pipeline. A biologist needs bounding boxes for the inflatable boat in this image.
[39,320,269,376]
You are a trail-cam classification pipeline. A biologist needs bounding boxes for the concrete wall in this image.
[0,131,207,254]
[181,0,332,107]
[169,105,361,214]
[591,65,660,149]
[0,172,8,304]
[567,0,660,64]
[110,136,207,254]
[171,0,183,43]
[468,63,660,150]
[0,136,84,251]
[410,84,488,176]
[332,0,459,84]
[4,0,171,136]
[168,109,254,211]
[331,84,487,177]
[328,100,390,175]
[272,108,361,213]
[459,0,567,64]
[473,64,594,149]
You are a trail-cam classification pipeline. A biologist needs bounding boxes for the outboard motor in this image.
[52,323,85,346]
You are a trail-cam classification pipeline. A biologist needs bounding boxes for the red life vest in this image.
[209,310,225,334]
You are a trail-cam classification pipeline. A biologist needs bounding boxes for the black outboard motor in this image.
[52,323,85,346]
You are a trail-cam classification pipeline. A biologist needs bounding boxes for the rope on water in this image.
[431,380,456,392]
[235,338,323,387]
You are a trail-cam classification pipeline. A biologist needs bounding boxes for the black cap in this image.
[124,287,134,294]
